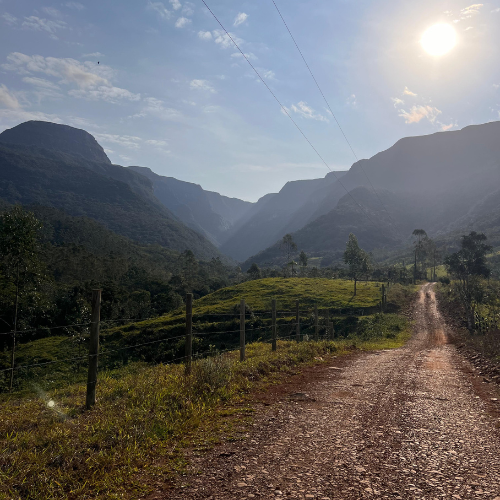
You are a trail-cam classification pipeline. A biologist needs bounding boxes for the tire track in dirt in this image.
[159,283,500,500]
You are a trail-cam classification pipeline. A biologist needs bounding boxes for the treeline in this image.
[0,206,238,350]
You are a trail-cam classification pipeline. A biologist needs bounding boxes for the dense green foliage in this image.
[0,207,236,358]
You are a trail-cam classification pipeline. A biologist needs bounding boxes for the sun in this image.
[421,24,457,56]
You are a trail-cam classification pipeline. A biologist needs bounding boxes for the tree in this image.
[299,250,308,275]
[412,229,427,284]
[445,231,491,333]
[247,263,261,280]
[0,206,43,391]
[280,234,297,277]
[343,233,370,295]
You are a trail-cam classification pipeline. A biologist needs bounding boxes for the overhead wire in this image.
[199,0,384,232]
[270,0,399,231]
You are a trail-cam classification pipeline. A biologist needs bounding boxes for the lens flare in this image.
[421,24,457,56]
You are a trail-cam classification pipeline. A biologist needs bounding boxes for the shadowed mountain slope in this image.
[0,122,226,261]
[128,166,252,247]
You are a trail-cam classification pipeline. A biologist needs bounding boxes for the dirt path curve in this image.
[166,284,500,499]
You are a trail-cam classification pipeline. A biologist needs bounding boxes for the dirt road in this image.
[166,284,500,499]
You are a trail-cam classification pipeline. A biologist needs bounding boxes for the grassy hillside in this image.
[1,278,415,394]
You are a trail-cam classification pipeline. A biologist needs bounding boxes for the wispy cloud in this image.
[403,86,417,96]
[3,53,111,88]
[175,16,191,28]
[190,79,215,92]
[147,0,171,20]
[213,29,243,49]
[198,30,212,40]
[64,2,85,10]
[22,16,68,39]
[94,133,143,150]
[0,84,20,109]
[346,94,357,107]
[289,101,328,122]
[459,3,483,19]
[231,52,257,60]
[22,76,60,90]
[391,97,404,107]
[440,122,455,131]
[2,12,17,25]
[492,7,500,13]
[42,7,62,18]
[169,0,181,10]
[398,105,442,124]
[68,86,141,103]
[82,52,105,58]
[233,12,248,27]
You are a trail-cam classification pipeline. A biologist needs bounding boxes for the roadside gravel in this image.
[158,283,500,500]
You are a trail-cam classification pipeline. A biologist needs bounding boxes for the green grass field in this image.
[1,278,415,395]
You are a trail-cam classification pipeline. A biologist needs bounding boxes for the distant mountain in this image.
[0,121,226,261]
[0,121,111,164]
[242,121,500,268]
[128,166,252,247]
[219,173,347,262]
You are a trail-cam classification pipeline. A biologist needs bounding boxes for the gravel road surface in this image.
[161,284,500,499]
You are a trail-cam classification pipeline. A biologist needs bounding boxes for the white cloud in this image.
[492,7,500,12]
[145,139,169,147]
[198,30,212,40]
[131,97,183,121]
[403,86,417,96]
[465,26,474,30]
[147,1,171,20]
[3,53,111,88]
[346,94,357,107]
[175,16,191,28]
[231,51,257,60]
[493,83,500,89]
[94,133,143,150]
[398,105,442,124]
[2,12,17,25]
[182,2,194,16]
[391,97,404,107]
[169,0,181,10]
[22,76,60,90]
[22,16,68,39]
[190,79,215,92]
[440,122,455,131]
[460,3,483,19]
[82,52,105,58]
[213,29,243,49]
[290,101,328,122]
[64,2,85,10]
[0,84,20,109]
[42,7,62,18]
[68,86,141,102]
[233,12,248,27]
[259,68,276,81]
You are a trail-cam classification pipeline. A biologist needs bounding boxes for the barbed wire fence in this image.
[1,285,389,407]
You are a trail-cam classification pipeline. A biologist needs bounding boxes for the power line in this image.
[270,0,398,230]
[199,0,384,232]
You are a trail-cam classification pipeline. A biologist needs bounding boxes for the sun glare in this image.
[421,24,457,56]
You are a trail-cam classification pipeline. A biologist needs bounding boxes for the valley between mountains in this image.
[161,284,500,500]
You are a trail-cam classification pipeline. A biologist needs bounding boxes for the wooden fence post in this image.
[314,304,318,341]
[185,293,193,374]
[240,299,246,361]
[272,299,277,351]
[86,289,101,410]
[295,300,300,342]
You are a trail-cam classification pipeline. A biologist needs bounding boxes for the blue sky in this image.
[1,0,499,201]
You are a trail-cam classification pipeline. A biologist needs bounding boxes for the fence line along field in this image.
[0,278,411,395]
